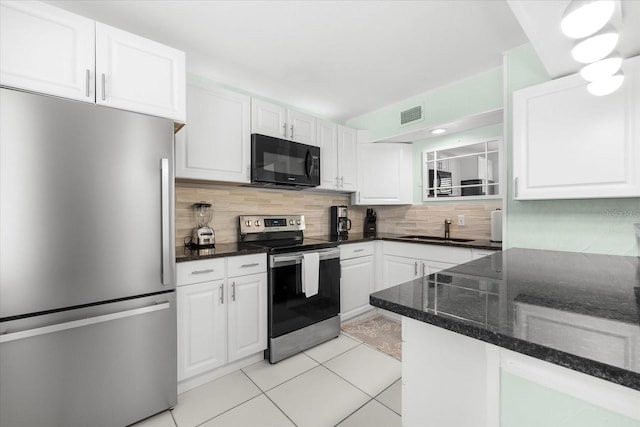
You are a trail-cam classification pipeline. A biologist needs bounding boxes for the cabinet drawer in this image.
[340,242,374,260]
[177,258,225,286]
[227,253,267,277]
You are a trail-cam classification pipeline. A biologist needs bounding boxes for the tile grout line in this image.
[239,369,299,427]
[332,397,376,427]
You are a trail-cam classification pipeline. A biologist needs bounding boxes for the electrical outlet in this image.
[457,215,465,226]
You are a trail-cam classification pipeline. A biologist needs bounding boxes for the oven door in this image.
[269,247,340,338]
[251,134,320,187]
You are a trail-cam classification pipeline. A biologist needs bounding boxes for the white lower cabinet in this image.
[176,253,267,388]
[177,279,227,380]
[340,242,375,321]
[381,241,473,289]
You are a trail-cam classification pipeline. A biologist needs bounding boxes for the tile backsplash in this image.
[175,182,501,244]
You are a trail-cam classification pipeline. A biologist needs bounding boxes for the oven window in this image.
[270,257,340,338]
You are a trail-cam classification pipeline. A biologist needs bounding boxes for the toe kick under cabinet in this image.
[176,253,267,392]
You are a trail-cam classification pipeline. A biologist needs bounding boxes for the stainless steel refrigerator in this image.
[0,88,177,427]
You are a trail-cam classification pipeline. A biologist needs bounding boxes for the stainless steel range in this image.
[238,215,340,363]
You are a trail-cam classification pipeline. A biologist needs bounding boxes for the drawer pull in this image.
[353,249,364,253]
[191,269,214,275]
[240,263,260,268]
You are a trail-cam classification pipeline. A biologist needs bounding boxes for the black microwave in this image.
[251,134,320,188]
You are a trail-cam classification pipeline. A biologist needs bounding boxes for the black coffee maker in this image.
[364,208,377,237]
[330,205,351,238]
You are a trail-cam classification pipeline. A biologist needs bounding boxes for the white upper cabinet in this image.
[95,23,186,122]
[353,142,412,205]
[0,1,95,102]
[176,81,251,182]
[338,125,358,191]
[513,56,640,200]
[251,99,317,145]
[287,110,316,146]
[251,99,286,139]
[0,1,186,122]
[317,119,339,189]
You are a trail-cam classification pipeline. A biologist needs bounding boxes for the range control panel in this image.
[238,215,305,234]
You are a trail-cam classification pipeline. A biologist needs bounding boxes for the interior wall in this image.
[505,44,640,256]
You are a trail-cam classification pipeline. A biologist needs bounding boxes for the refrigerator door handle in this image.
[0,302,170,344]
[161,158,173,285]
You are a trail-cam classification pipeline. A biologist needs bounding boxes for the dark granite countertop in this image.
[176,233,502,263]
[175,243,267,262]
[370,248,640,391]
[308,232,502,251]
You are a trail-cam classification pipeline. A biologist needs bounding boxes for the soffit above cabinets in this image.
[507,0,640,79]
[376,109,503,143]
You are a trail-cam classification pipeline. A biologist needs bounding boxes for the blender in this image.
[192,202,215,247]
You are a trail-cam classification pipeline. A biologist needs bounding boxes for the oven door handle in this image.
[270,248,340,267]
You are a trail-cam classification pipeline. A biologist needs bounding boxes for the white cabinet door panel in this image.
[354,143,412,204]
[341,256,375,320]
[513,56,640,199]
[338,125,358,191]
[251,99,286,139]
[0,1,95,102]
[177,280,226,381]
[95,23,186,122]
[383,255,419,289]
[227,273,267,361]
[288,110,316,146]
[176,82,250,182]
[317,119,339,189]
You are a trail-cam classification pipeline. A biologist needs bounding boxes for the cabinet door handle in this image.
[290,125,294,140]
[191,269,214,275]
[101,73,106,101]
[514,177,519,198]
[85,69,90,98]
[240,263,259,268]
[340,176,344,188]
[283,122,287,138]
[353,249,364,253]
[414,261,418,276]
[232,282,236,301]
[422,262,426,277]
[219,284,224,304]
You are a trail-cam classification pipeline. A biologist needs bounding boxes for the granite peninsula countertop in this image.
[370,248,640,390]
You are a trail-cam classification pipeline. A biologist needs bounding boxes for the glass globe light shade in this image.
[561,0,615,39]
[587,71,625,96]
[580,55,622,81]
[571,28,619,63]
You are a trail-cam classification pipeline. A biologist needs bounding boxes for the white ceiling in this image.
[507,0,640,79]
[45,0,528,122]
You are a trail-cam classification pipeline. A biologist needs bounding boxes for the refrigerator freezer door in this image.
[0,88,175,318]
[0,292,177,427]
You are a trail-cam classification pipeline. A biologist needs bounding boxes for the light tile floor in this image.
[132,333,401,427]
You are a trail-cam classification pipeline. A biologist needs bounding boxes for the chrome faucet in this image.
[444,218,452,239]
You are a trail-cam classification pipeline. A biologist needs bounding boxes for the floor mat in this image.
[341,315,402,361]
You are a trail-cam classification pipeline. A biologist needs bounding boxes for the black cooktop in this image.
[239,237,338,254]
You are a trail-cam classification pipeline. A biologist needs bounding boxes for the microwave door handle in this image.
[305,150,312,178]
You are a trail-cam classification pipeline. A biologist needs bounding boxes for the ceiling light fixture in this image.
[579,53,622,81]
[561,0,616,39]
[587,71,625,96]
[571,25,619,63]
[431,128,447,135]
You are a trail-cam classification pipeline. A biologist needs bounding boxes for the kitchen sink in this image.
[399,235,474,243]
